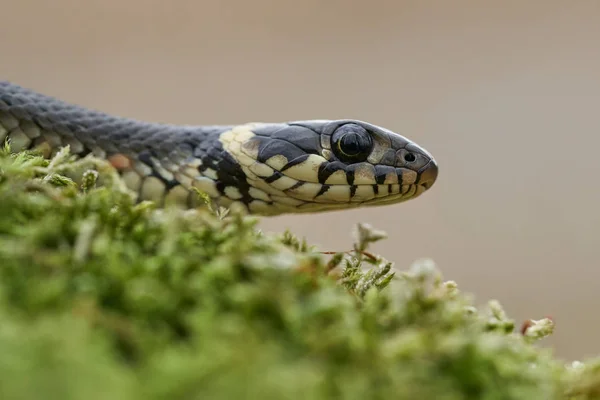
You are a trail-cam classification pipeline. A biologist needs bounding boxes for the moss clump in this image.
[0,145,596,399]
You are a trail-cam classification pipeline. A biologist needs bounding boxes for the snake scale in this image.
[0,81,438,216]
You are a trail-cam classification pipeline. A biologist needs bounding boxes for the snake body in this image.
[0,81,438,216]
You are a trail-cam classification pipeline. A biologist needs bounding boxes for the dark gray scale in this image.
[389,134,410,150]
[379,149,397,166]
[205,146,224,165]
[288,121,327,134]
[251,124,288,137]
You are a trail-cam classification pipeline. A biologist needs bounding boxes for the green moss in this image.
[0,145,596,399]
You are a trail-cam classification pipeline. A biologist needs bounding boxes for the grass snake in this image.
[0,81,438,216]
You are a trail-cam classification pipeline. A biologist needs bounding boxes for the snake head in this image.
[218,119,438,215]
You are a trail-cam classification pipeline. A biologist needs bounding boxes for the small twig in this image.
[320,250,378,262]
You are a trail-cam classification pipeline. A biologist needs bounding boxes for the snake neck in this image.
[0,81,251,210]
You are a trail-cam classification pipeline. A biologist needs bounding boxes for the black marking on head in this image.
[256,138,306,165]
[316,184,330,197]
[375,165,396,184]
[317,161,346,184]
[395,168,404,184]
[280,154,310,172]
[271,125,322,155]
[286,181,304,192]
[264,171,284,183]
[345,163,372,186]
[346,169,355,186]
[372,184,379,195]
[350,185,357,198]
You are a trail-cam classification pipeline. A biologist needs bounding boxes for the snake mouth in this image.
[260,158,437,213]
[275,157,438,208]
[253,172,426,213]
[279,183,422,214]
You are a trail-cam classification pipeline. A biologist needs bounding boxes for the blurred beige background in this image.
[2,0,599,360]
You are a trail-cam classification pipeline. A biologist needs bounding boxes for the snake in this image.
[0,81,438,216]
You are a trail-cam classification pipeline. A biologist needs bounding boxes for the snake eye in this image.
[331,124,373,163]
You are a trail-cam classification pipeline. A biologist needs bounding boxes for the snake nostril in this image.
[404,152,416,163]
